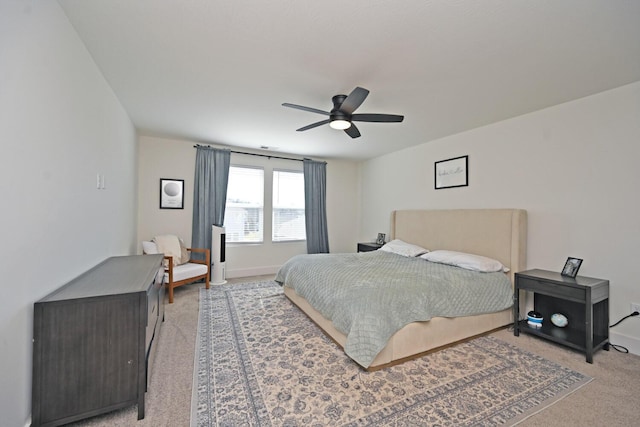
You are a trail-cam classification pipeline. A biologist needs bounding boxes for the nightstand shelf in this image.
[514,269,609,363]
[515,319,608,354]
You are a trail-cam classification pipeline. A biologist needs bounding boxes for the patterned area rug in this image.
[191,281,592,426]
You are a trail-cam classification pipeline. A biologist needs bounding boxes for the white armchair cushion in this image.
[166,262,208,282]
[153,235,183,265]
[144,237,191,266]
[142,241,159,254]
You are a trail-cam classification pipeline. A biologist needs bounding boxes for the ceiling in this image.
[58,0,640,160]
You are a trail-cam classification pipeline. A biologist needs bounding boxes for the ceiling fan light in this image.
[330,119,351,130]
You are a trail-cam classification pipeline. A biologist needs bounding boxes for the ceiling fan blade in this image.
[339,87,369,114]
[296,119,331,132]
[351,113,404,123]
[344,123,361,138]
[282,103,330,116]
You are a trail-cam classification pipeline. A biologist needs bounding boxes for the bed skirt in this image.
[284,286,512,370]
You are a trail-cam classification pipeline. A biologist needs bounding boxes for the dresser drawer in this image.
[517,276,585,302]
[145,295,157,339]
[145,270,163,350]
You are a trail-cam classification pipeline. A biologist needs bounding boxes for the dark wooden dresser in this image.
[31,254,165,427]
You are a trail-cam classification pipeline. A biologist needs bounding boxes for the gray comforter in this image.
[275,251,513,368]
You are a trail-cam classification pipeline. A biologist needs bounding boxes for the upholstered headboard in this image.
[391,209,527,282]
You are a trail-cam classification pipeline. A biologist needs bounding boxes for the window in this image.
[272,170,306,242]
[224,166,264,243]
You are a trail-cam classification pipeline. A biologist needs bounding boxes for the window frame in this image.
[272,168,306,243]
[224,165,265,244]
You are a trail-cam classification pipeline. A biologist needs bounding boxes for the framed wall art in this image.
[435,155,468,189]
[160,178,184,209]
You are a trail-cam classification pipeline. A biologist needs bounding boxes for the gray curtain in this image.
[191,146,231,260]
[303,159,329,254]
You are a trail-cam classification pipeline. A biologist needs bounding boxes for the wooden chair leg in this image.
[168,284,174,304]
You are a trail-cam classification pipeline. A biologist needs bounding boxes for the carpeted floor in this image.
[191,281,591,426]
[68,277,640,427]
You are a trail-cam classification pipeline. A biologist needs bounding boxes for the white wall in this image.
[0,2,138,426]
[360,82,640,354]
[137,135,360,277]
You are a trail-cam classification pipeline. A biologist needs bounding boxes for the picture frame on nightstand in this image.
[561,257,583,278]
[376,233,386,245]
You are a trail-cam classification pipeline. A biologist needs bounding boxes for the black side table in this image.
[357,242,383,252]
[514,269,609,363]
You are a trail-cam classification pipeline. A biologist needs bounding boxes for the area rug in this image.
[191,281,592,426]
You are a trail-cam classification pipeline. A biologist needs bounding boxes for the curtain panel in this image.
[303,159,329,254]
[191,146,231,260]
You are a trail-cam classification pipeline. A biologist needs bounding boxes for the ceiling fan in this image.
[282,86,404,138]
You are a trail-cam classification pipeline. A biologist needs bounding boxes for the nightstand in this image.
[514,269,609,363]
[357,242,383,252]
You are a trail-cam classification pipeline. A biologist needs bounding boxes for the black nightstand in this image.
[357,242,383,252]
[514,269,609,363]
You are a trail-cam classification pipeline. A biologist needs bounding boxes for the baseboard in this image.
[226,265,280,279]
[610,331,640,356]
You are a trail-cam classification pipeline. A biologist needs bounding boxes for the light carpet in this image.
[191,281,592,426]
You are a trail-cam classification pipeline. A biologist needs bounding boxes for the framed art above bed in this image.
[435,155,468,189]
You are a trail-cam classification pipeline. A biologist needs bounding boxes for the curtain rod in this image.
[194,144,304,162]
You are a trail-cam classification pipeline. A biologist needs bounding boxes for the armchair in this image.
[142,237,210,303]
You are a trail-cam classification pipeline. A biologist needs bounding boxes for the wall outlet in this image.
[631,302,640,314]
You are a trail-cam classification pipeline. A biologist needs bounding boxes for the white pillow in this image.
[420,250,508,273]
[379,239,429,257]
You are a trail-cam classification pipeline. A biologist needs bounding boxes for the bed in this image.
[276,209,527,370]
